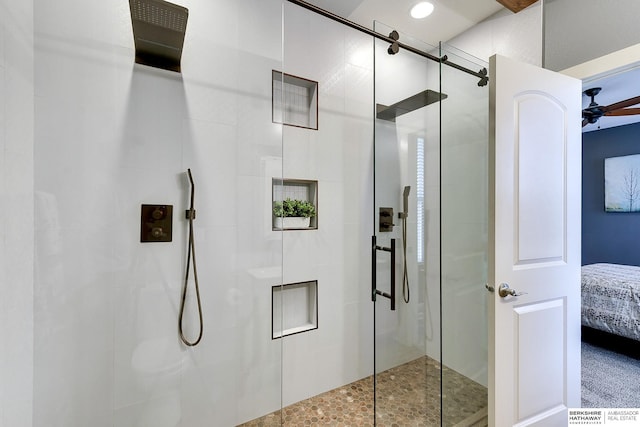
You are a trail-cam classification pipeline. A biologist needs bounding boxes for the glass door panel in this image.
[272,3,378,425]
[439,43,489,426]
[373,21,442,426]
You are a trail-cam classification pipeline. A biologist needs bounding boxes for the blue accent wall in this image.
[583,122,640,266]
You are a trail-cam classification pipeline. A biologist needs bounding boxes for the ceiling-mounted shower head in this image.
[129,0,188,73]
[376,89,448,122]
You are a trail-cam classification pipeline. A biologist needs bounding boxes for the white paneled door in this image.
[488,55,582,426]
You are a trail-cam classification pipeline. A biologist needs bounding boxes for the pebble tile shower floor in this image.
[240,356,487,426]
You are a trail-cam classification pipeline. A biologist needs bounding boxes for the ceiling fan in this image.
[582,87,640,127]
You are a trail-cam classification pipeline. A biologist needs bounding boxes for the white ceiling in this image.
[304,0,504,46]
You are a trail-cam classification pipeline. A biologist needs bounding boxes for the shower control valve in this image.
[140,204,173,243]
[151,207,166,220]
[379,207,395,232]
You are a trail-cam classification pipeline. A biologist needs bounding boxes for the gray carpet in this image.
[582,341,640,407]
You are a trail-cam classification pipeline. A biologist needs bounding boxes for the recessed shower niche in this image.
[272,280,318,339]
[272,70,318,130]
[272,178,318,230]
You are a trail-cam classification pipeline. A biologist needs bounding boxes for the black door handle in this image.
[372,235,396,311]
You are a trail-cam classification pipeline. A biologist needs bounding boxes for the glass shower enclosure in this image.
[31,0,489,425]
[372,22,442,425]
[272,10,490,425]
[438,43,490,426]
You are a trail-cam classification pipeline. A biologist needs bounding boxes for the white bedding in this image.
[582,263,640,341]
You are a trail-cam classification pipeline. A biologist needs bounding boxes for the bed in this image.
[582,263,640,341]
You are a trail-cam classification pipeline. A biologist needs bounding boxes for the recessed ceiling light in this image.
[410,2,434,19]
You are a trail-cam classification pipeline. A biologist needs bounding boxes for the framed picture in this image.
[605,154,640,212]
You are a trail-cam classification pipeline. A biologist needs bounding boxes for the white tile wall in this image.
[34,0,284,425]
[446,3,542,66]
[29,0,377,424]
[279,2,376,408]
[0,0,34,426]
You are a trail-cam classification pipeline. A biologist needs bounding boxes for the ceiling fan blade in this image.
[582,118,589,127]
[602,95,640,113]
[604,108,640,117]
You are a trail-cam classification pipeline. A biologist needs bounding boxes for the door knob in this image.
[498,283,526,298]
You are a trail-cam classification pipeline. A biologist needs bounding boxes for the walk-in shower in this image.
[32,0,489,425]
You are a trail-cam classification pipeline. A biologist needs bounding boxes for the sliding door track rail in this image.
[285,0,488,86]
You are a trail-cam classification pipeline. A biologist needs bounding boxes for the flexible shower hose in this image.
[179,168,203,346]
[402,215,410,303]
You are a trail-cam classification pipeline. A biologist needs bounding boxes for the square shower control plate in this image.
[140,204,173,242]
[379,207,394,232]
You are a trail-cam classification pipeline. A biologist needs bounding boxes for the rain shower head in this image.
[376,89,447,122]
[129,0,188,73]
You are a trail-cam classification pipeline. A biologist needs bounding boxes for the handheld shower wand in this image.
[402,186,410,218]
[400,186,410,303]
[179,168,203,346]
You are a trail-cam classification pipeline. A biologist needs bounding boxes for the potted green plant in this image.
[273,198,316,229]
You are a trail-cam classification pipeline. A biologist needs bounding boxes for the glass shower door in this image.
[372,26,490,425]
[373,22,442,426]
[439,43,489,426]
